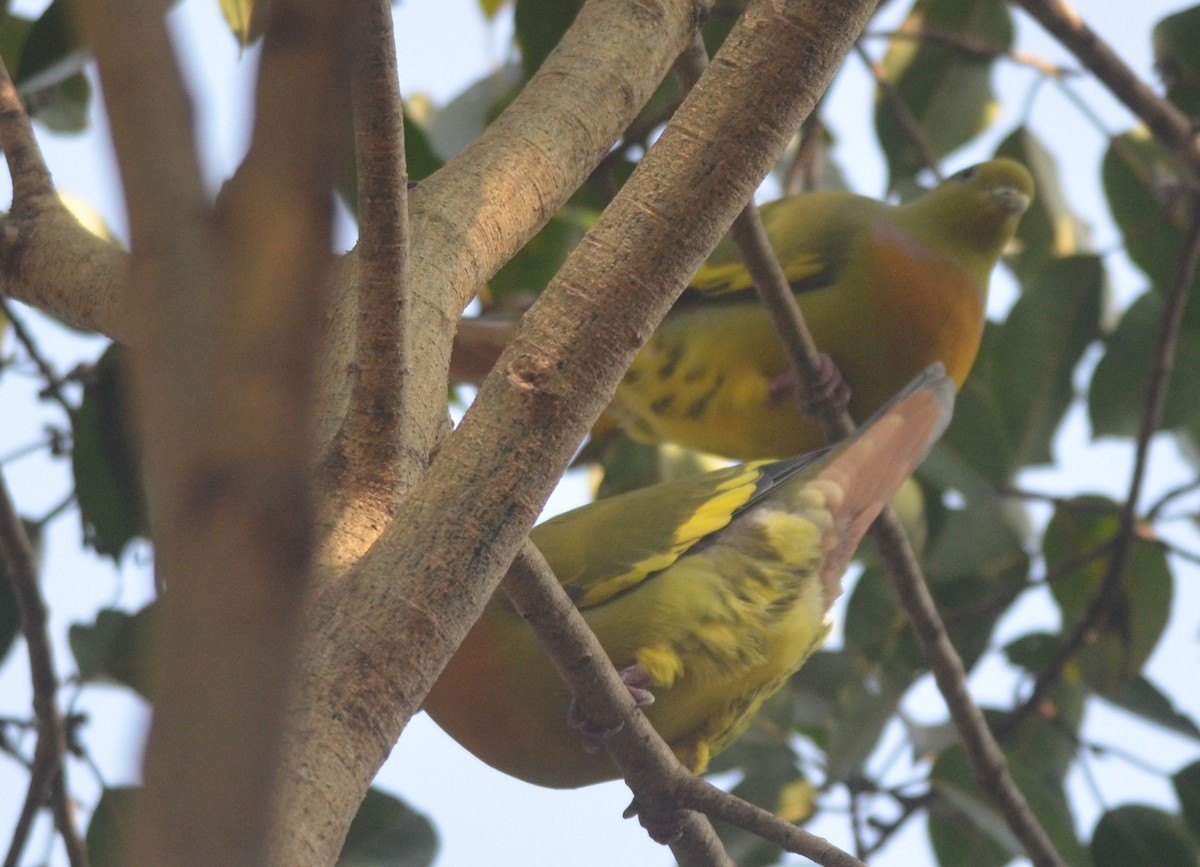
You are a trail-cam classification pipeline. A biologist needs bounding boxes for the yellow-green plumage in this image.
[614,159,1033,460]
[424,366,956,788]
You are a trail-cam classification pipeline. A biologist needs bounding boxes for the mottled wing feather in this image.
[679,193,874,302]
[530,454,825,609]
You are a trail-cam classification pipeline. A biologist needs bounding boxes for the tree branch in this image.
[0,468,88,867]
[273,0,876,862]
[311,0,715,584]
[476,36,870,866]
[1000,196,1200,739]
[677,775,867,867]
[865,28,1076,79]
[675,18,1062,867]
[78,0,349,864]
[0,57,54,204]
[392,0,713,472]
[853,42,942,182]
[502,546,736,867]
[1010,0,1200,177]
[504,543,864,865]
[0,299,75,419]
[325,0,418,515]
[0,54,127,341]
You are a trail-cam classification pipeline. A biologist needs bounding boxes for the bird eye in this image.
[953,165,981,183]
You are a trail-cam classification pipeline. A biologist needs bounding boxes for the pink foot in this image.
[567,665,655,753]
[767,353,850,416]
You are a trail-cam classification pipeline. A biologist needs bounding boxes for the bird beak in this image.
[992,187,1032,216]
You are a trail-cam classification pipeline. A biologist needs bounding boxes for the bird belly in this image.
[588,510,833,774]
[424,608,618,789]
[612,227,987,460]
[616,305,825,459]
[837,225,987,411]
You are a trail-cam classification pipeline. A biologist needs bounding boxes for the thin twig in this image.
[502,544,736,867]
[331,0,415,505]
[675,24,1064,867]
[0,54,55,203]
[0,438,58,466]
[861,791,933,858]
[1011,0,1200,178]
[864,28,1075,78]
[33,491,76,530]
[676,774,867,867]
[783,108,828,196]
[853,42,943,182]
[0,469,89,867]
[1146,476,1200,522]
[849,786,867,861]
[0,300,75,419]
[1000,198,1200,738]
[1159,540,1200,568]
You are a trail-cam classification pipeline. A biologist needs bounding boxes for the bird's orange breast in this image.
[611,224,985,460]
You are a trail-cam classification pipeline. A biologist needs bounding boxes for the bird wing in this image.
[680,191,877,301]
[530,454,824,609]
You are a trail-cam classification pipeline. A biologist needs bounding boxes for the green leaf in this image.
[940,331,1014,484]
[1090,804,1198,867]
[841,446,1031,686]
[788,641,915,781]
[1088,290,1200,439]
[993,254,1105,467]
[995,127,1092,281]
[708,704,813,866]
[0,16,34,79]
[72,344,146,560]
[513,0,583,79]
[423,65,523,161]
[486,209,591,305]
[1102,130,1196,295]
[31,70,91,133]
[947,255,1104,481]
[13,0,85,96]
[876,0,1013,184]
[930,744,1091,867]
[0,519,41,664]
[589,433,728,500]
[699,2,742,57]
[1154,5,1200,118]
[821,660,911,782]
[1044,500,1173,695]
[87,787,139,867]
[1173,759,1200,840]
[219,0,256,45]
[8,0,92,133]
[69,605,156,698]
[929,753,1017,867]
[1105,677,1200,742]
[403,111,444,182]
[912,446,1032,668]
[1003,634,1090,782]
[337,788,438,867]
[478,0,511,19]
[1004,630,1060,672]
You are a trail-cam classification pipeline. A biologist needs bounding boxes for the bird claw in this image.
[768,353,850,417]
[567,665,655,754]
[624,797,688,845]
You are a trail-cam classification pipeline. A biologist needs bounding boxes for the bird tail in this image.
[812,363,955,601]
